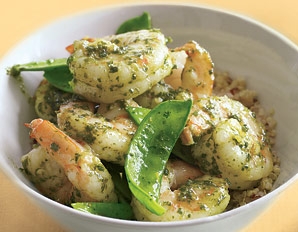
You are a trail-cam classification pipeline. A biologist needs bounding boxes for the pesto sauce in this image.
[12,74,34,104]
[36,80,84,123]
[50,142,60,152]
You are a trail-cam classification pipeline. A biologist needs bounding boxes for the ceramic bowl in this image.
[1,3,298,232]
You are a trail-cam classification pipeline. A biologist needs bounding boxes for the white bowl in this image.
[1,3,298,232]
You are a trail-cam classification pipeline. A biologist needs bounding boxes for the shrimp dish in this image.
[9,16,280,222]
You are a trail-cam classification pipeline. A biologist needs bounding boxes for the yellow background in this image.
[1,0,298,231]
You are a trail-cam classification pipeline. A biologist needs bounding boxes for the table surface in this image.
[1,0,298,231]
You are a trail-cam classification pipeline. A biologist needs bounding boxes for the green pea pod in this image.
[125,100,192,215]
[7,58,73,93]
[102,161,132,203]
[116,12,152,34]
[126,106,196,164]
[125,106,150,125]
[71,202,134,220]
[172,140,197,164]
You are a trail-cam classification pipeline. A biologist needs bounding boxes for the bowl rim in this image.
[1,1,298,228]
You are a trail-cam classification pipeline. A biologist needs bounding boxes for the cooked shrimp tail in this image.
[25,118,118,202]
[165,41,215,100]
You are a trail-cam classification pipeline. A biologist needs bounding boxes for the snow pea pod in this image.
[103,161,132,203]
[126,106,196,164]
[7,58,73,93]
[71,202,134,220]
[125,106,150,125]
[125,99,192,215]
[116,12,152,34]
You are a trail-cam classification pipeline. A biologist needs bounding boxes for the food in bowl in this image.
[7,12,280,222]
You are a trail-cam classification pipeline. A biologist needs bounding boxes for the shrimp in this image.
[186,96,273,190]
[34,79,84,123]
[181,95,264,145]
[164,40,215,100]
[133,80,192,109]
[57,101,137,166]
[166,159,204,190]
[68,29,173,104]
[131,159,230,221]
[25,118,118,202]
[21,146,74,204]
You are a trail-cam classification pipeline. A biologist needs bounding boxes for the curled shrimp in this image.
[186,96,274,190]
[165,40,215,100]
[21,145,100,204]
[25,118,118,202]
[21,146,74,204]
[133,41,213,108]
[181,95,265,145]
[68,29,173,103]
[57,101,137,166]
[131,159,230,221]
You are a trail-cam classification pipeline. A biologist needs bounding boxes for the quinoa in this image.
[213,71,280,210]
